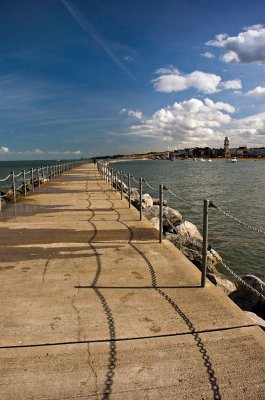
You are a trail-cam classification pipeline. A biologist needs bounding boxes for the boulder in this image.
[1,189,13,202]
[229,275,265,318]
[172,220,202,241]
[142,193,153,208]
[149,217,160,231]
[207,273,236,295]
[143,205,182,228]
[153,198,168,206]
[165,232,220,273]
[142,205,159,220]
[115,179,128,193]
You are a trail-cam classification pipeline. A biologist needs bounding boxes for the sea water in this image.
[115,159,265,281]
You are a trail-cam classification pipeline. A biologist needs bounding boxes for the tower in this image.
[224,136,230,158]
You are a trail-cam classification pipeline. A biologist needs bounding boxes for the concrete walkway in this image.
[0,163,264,399]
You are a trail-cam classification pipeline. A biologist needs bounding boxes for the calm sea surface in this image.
[115,159,265,281]
[1,158,264,280]
[0,160,61,185]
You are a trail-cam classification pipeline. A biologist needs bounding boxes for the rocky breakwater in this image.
[116,177,265,322]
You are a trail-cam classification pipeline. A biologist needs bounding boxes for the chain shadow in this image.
[112,206,222,400]
[86,175,117,400]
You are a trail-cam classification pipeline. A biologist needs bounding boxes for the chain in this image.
[143,178,157,191]
[211,202,265,236]
[210,250,265,301]
[0,174,11,182]
[163,185,203,207]
[14,171,23,178]
[131,175,139,184]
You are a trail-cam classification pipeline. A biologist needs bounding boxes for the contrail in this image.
[61,0,137,81]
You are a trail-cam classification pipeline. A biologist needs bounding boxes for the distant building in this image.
[224,136,230,158]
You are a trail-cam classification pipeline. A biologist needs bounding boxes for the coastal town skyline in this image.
[1,0,265,160]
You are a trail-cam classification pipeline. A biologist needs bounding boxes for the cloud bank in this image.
[246,86,265,98]
[129,98,236,146]
[207,24,265,64]
[152,67,242,94]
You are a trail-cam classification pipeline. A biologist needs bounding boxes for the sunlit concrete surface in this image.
[0,163,264,399]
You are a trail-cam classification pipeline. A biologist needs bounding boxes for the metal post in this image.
[139,177,143,221]
[12,171,16,203]
[42,166,45,183]
[201,199,209,288]
[37,167,40,187]
[159,184,163,243]
[31,168,34,192]
[111,169,113,189]
[23,170,27,196]
[120,171,123,199]
[128,174,131,208]
[115,170,118,192]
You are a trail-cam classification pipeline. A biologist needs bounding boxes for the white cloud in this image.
[128,98,235,146]
[246,86,265,98]
[201,51,215,59]
[152,68,241,94]
[207,24,265,64]
[221,79,242,90]
[33,148,44,154]
[120,108,143,120]
[0,146,9,154]
[48,150,81,155]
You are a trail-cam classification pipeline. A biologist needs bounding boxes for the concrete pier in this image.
[0,163,264,399]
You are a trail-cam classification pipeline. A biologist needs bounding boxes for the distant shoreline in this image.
[110,156,265,163]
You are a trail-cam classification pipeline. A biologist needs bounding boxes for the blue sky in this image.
[1,0,265,160]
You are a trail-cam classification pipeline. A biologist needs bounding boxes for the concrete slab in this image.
[0,163,264,399]
[0,327,264,400]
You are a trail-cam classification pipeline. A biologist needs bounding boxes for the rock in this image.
[172,220,202,241]
[207,273,236,295]
[142,194,153,208]
[143,205,182,227]
[142,205,159,220]
[149,217,160,230]
[116,180,128,193]
[153,198,168,206]
[163,207,182,228]
[1,189,13,202]
[245,312,265,330]
[165,232,220,274]
[229,275,265,318]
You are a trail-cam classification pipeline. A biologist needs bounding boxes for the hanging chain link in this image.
[142,178,157,191]
[163,185,203,207]
[210,202,265,236]
[131,175,139,184]
[210,250,265,301]
[0,174,11,182]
